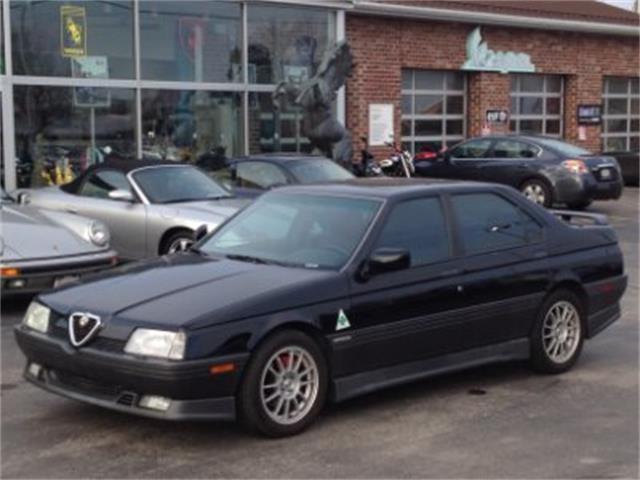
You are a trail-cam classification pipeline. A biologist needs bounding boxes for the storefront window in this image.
[401,70,466,155]
[140,1,242,83]
[602,77,640,152]
[141,90,243,165]
[510,74,563,137]
[247,4,334,85]
[248,92,311,154]
[10,1,134,78]
[14,86,136,188]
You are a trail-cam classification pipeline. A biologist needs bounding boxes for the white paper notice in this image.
[369,104,394,146]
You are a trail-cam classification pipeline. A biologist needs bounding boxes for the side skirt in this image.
[331,338,530,403]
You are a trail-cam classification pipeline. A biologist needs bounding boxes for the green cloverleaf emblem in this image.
[336,309,351,331]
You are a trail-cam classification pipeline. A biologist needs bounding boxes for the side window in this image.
[493,140,540,159]
[79,170,131,199]
[450,139,493,159]
[236,162,289,189]
[451,193,543,255]
[374,197,449,267]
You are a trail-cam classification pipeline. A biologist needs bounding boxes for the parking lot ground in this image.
[1,189,638,479]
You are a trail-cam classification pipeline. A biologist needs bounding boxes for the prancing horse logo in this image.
[68,312,102,347]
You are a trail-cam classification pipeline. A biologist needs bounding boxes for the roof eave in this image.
[351,0,640,36]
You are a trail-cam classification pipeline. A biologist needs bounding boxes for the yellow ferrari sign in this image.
[61,5,86,57]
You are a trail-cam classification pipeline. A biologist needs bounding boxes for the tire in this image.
[238,330,328,438]
[520,179,553,208]
[530,290,585,374]
[161,230,194,255]
[566,200,592,210]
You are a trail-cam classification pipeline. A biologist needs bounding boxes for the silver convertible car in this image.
[19,160,249,260]
[1,188,117,296]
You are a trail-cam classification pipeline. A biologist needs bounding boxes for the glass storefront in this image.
[510,74,563,137]
[1,1,340,189]
[602,77,640,152]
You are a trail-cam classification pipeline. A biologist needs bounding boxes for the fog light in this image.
[139,395,171,412]
[28,362,42,379]
[7,279,26,289]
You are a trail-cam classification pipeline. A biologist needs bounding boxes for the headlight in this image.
[124,329,186,360]
[23,301,50,333]
[88,221,110,247]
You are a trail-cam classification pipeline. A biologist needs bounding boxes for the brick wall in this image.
[346,14,640,157]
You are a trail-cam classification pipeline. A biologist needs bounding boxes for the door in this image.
[476,139,542,187]
[73,169,147,259]
[439,138,494,180]
[447,191,549,345]
[341,196,465,376]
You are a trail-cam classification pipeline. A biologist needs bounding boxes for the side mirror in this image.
[194,224,208,242]
[108,189,134,202]
[360,248,410,280]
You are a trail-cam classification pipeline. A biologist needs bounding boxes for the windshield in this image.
[289,159,354,184]
[201,192,381,270]
[535,138,592,157]
[132,166,231,204]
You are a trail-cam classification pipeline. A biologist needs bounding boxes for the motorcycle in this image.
[379,142,415,178]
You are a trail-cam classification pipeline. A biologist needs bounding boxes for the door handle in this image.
[64,206,78,214]
[533,251,547,259]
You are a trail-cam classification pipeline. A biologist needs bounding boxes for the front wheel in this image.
[238,330,328,437]
[530,290,585,374]
[162,230,195,255]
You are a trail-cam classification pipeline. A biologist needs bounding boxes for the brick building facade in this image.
[344,1,640,159]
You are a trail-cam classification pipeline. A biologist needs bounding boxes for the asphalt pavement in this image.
[1,189,638,479]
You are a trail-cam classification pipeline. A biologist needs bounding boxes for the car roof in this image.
[273,177,510,200]
[61,159,187,193]
[229,154,332,164]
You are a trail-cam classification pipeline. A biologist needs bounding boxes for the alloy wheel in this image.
[260,346,319,426]
[542,301,581,364]
[167,237,194,254]
[522,184,547,206]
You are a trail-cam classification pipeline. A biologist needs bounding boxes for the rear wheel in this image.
[520,179,552,208]
[238,330,327,437]
[530,290,585,374]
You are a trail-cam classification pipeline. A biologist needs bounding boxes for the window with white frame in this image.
[602,77,639,152]
[510,74,563,137]
[401,70,466,156]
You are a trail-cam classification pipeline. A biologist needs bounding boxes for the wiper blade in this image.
[225,254,269,264]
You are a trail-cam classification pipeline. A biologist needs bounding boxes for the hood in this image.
[39,253,343,330]
[1,204,98,261]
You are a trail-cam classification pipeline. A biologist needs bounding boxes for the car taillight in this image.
[562,159,589,174]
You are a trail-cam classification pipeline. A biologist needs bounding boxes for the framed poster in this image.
[61,5,87,58]
[369,104,394,146]
[577,104,602,125]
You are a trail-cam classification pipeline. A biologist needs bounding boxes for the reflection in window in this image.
[602,77,640,152]
[247,4,334,85]
[249,92,311,154]
[401,70,466,155]
[510,74,563,137]
[10,1,134,78]
[139,1,242,83]
[14,86,136,188]
[141,90,243,165]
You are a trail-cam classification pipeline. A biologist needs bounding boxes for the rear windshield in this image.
[289,159,354,184]
[535,138,592,157]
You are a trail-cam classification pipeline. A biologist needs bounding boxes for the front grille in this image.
[50,369,121,399]
[50,316,125,353]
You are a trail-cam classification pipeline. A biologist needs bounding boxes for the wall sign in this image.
[486,109,509,124]
[577,104,602,125]
[369,104,394,146]
[61,5,87,58]
[71,56,110,108]
[462,27,535,74]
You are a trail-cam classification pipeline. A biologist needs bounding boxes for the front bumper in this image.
[15,325,249,421]
[1,250,118,297]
